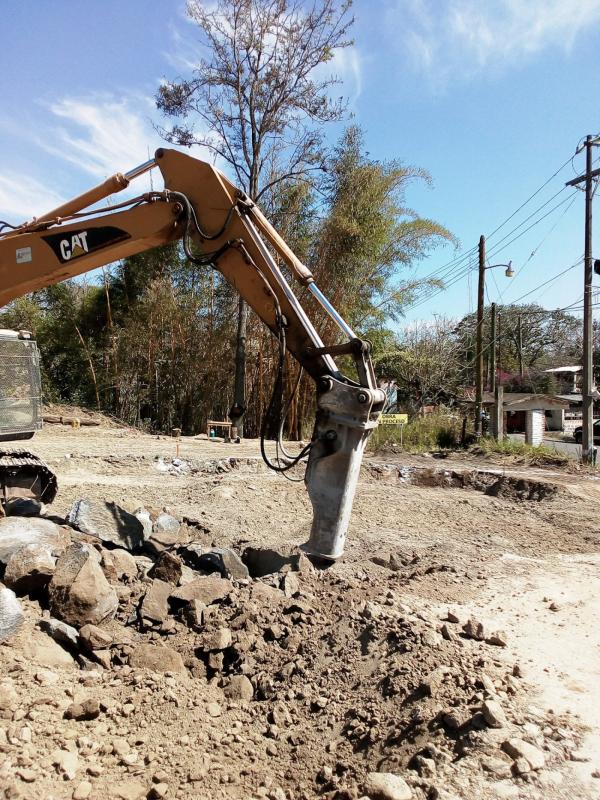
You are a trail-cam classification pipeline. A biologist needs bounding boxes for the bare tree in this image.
[156,0,353,435]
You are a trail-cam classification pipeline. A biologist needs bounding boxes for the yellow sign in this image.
[381,413,408,425]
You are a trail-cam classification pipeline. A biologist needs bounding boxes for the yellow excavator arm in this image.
[0,149,385,559]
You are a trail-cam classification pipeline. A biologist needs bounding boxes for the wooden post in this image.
[475,235,486,437]
[493,384,504,441]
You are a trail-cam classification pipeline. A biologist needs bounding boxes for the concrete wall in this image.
[545,409,564,431]
[525,409,545,446]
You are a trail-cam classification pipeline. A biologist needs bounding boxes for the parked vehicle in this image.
[573,420,600,444]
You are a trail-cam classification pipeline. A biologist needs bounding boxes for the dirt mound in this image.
[366,463,562,502]
[0,503,587,800]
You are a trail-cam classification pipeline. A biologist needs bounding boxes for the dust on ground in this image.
[1,423,599,799]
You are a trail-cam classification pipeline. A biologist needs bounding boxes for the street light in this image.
[475,235,513,437]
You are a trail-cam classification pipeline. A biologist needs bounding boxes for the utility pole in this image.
[566,135,600,462]
[517,314,523,379]
[475,235,486,436]
[583,134,593,463]
[490,302,497,393]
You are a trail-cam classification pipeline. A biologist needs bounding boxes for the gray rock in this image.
[128,643,186,674]
[4,543,57,592]
[0,516,69,564]
[144,512,182,554]
[482,699,507,728]
[67,499,146,551]
[170,575,233,607]
[48,543,118,627]
[180,545,249,580]
[140,579,171,624]
[133,507,153,540]
[281,573,299,598]
[0,584,24,642]
[363,772,413,800]
[502,738,545,770]
[4,497,43,517]
[39,617,79,648]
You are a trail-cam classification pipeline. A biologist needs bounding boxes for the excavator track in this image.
[0,450,58,506]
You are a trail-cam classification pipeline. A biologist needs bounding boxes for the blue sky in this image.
[1,0,599,326]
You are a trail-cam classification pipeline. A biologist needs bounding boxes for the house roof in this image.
[544,365,582,373]
[464,392,569,410]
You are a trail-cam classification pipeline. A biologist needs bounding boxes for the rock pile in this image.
[0,498,589,799]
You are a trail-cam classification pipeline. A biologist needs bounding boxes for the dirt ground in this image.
[1,423,599,799]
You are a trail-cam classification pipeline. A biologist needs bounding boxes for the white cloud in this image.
[387,0,600,82]
[38,94,163,180]
[0,173,64,223]
[329,46,363,106]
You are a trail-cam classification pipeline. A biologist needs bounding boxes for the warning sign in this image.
[381,413,408,425]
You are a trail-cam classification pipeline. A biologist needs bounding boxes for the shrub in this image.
[369,411,462,452]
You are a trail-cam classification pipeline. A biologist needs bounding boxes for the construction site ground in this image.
[1,421,600,800]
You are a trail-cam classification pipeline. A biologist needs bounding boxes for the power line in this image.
[503,257,583,306]
[407,149,583,314]
[485,153,576,241]
[495,192,579,302]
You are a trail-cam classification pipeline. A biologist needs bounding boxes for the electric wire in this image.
[406,150,583,313]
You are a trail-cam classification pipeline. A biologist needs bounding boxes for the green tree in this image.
[454,304,581,390]
[156,0,354,435]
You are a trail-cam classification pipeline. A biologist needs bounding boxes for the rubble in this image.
[144,510,183,554]
[128,643,186,673]
[140,579,171,624]
[64,698,100,720]
[3,542,57,592]
[502,738,546,770]
[79,623,113,651]
[39,617,79,648]
[109,548,138,581]
[482,698,508,728]
[147,551,182,584]
[224,674,254,701]
[0,470,589,800]
[180,544,249,580]
[169,574,233,606]
[0,516,69,564]
[67,498,147,550]
[0,584,24,642]
[363,772,413,799]
[48,543,118,626]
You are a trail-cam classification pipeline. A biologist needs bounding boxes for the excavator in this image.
[0,149,384,559]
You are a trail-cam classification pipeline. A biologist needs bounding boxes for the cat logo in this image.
[42,226,131,263]
[59,231,89,261]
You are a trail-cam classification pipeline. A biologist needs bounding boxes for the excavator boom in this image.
[0,149,384,559]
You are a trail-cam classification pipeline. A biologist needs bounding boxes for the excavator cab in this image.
[0,330,57,508]
[0,330,42,442]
